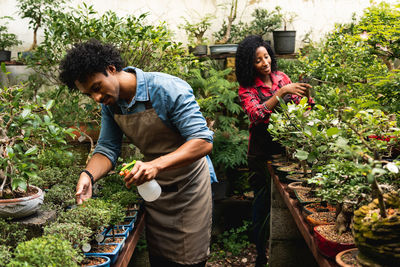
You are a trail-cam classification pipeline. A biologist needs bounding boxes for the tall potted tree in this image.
[272,6,298,54]
[0,17,22,62]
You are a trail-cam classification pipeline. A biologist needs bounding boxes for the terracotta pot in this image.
[314,225,355,259]
[335,248,360,267]
[0,185,44,218]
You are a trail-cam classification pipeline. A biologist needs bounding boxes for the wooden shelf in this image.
[272,175,337,267]
[112,212,146,267]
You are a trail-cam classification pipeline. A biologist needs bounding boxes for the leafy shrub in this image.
[43,184,75,208]
[0,245,12,266]
[0,218,27,248]
[44,222,92,249]
[7,235,81,267]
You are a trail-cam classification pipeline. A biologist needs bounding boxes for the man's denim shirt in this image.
[93,67,217,183]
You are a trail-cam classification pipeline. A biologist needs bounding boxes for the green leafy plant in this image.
[179,13,214,46]
[16,0,67,50]
[274,6,298,31]
[7,235,82,267]
[0,70,72,198]
[0,17,22,51]
[44,222,92,250]
[187,65,248,177]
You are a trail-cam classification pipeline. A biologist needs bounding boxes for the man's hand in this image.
[123,160,160,188]
[76,174,92,204]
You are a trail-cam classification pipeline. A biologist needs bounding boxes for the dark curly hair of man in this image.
[235,35,277,88]
[59,39,124,90]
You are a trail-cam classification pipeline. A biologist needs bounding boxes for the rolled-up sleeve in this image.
[238,86,273,124]
[158,77,214,143]
[92,105,123,167]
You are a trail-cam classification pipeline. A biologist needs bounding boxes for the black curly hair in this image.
[59,39,124,90]
[235,35,277,88]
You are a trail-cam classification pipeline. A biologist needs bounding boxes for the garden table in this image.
[272,174,337,267]
[112,211,146,267]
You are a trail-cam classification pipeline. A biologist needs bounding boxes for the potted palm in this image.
[0,17,22,62]
[179,13,214,56]
[272,6,298,54]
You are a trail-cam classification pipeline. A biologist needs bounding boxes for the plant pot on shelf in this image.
[353,192,400,266]
[306,212,336,228]
[273,30,296,54]
[294,187,320,205]
[287,181,310,198]
[0,50,11,61]
[84,243,123,265]
[209,44,238,55]
[82,256,111,267]
[314,224,355,259]
[189,45,208,56]
[303,202,336,218]
[275,164,300,182]
[0,185,44,219]
[335,248,360,267]
[285,173,308,183]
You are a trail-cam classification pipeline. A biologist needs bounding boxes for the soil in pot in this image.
[102,236,125,244]
[336,248,361,267]
[303,202,336,217]
[287,181,310,198]
[306,212,336,228]
[81,256,109,266]
[314,224,355,259]
[90,244,117,253]
[285,173,308,183]
[294,188,320,205]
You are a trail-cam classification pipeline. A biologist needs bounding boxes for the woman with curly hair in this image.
[235,35,313,266]
[59,39,215,267]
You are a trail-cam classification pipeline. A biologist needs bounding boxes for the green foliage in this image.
[37,148,81,169]
[7,235,81,267]
[211,221,250,258]
[44,222,92,249]
[0,245,12,266]
[213,7,281,44]
[277,58,303,82]
[0,80,71,196]
[27,4,189,85]
[58,198,124,232]
[179,13,214,45]
[0,17,22,50]
[187,64,248,175]
[43,184,75,208]
[0,218,27,248]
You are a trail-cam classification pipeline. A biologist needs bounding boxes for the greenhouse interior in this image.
[0,0,399,266]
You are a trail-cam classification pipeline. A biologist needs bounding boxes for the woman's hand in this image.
[280,83,312,98]
[123,160,160,188]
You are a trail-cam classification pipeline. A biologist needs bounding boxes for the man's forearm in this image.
[83,153,113,183]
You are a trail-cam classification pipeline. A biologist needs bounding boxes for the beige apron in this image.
[113,103,212,264]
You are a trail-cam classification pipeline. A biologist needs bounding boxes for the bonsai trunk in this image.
[220,0,237,44]
[335,202,353,235]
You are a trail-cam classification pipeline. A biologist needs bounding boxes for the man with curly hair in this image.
[59,39,214,267]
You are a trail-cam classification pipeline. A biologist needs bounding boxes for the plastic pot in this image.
[314,225,355,259]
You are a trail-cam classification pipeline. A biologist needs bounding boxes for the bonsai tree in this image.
[0,17,22,52]
[0,71,71,199]
[213,0,238,44]
[16,0,67,50]
[179,13,214,47]
[274,6,298,31]
[7,235,82,266]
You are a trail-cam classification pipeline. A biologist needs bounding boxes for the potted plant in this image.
[272,6,298,54]
[210,0,239,55]
[0,72,71,219]
[0,17,22,62]
[179,13,214,56]
[16,0,66,55]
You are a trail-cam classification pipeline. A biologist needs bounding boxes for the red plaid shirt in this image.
[238,71,313,127]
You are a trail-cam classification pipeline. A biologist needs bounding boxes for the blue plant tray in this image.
[85,242,122,265]
[84,255,111,267]
[104,225,130,239]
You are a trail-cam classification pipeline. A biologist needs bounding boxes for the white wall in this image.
[1,0,398,57]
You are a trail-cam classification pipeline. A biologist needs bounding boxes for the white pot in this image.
[0,185,44,219]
